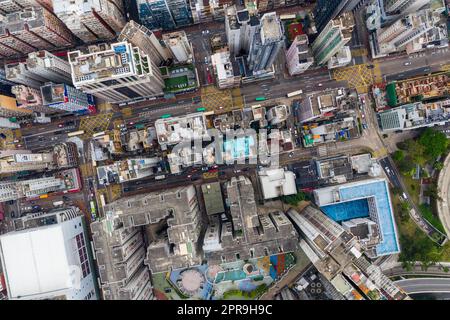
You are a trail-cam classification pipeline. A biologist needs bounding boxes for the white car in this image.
[404,62,411,66]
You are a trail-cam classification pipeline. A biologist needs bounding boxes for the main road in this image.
[395,278,450,294]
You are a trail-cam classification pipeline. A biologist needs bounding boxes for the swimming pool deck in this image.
[319,179,400,256]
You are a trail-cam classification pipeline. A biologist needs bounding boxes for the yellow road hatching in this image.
[79,112,112,139]
[201,85,234,114]
[333,63,375,93]
[351,48,368,57]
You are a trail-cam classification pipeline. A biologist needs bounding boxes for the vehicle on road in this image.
[89,200,97,221]
[255,96,266,101]
[155,175,166,180]
[93,131,106,138]
[53,201,64,207]
[385,166,391,175]
[196,107,206,112]
[161,114,171,119]
[67,130,85,137]
[404,62,411,66]
[288,151,294,158]
[287,90,303,98]
[318,83,323,87]
[58,123,64,128]
[402,192,408,200]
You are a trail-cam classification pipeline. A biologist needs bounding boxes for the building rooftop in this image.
[201,182,225,215]
[261,12,283,42]
[69,42,150,85]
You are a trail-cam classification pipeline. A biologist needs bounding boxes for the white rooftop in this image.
[0,225,73,299]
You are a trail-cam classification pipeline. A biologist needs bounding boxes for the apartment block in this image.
[11,84,56,114]
[0,149,55,174]
[203,176,298,264]
[247,12,284,74]
[40,82,95,114]
[210,50,241,89]
[68,42,165,103]
[373,8,447,57]
[91,220,153,300]
[138,0,193,31]
[285,34,314,76]
[384,0,429,14]
[98,185,204,274]
[0,168,81,202]
[118,20,171,66]
[5,62,47,89]
[0,6,75,57]
[53,0,126,43]
[312,12,354,67]
[224,6,260,56]
[162,30,193,63]
[26,51,73,85]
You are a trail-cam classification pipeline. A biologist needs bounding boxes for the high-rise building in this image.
[0,149,55,174]
[26,51,73,85]
[0,94,31,117]
[91,219,153,300]
[0,0,45,15]
[224,6,260,56]
[0,6,76,57]
[137,0,193,31]
[285,34,314,75]
[5,62,47,89]
[118,20,171,66]
[40,82,95,114]
[162,30,193,63]
[11,84,56,114]
[210,50,241,89]
[247,12,284,74]
[53,0,126,43]
[0,207,98,300]
[97,185,204,274]
[313,0,367,33]
[68,42,165,103]
[384,0,429,14]
[0,168,81,202]
[374,8,444,56]
[311,12,354,67]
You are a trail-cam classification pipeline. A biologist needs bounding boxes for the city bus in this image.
[99,194,106,208]
[92,131,106,138]
[196,107,206,112]
[280,14,296,20]
[287,90,303,98]
[161,114,171,119]
[90,200,97,221]
[255,96,266,101]
[67,130,85,137]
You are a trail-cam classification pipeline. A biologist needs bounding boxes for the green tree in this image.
[406,140,427,166]
[434,161,444,171]
[418,128,449,159]
[392,150,405,162]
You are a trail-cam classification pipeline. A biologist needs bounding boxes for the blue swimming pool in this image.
[223,136,255,159]
[338,180,399,256]
[321,198,370,222]
[319,179,400,256]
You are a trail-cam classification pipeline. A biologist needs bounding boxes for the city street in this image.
[395,278,450,294]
